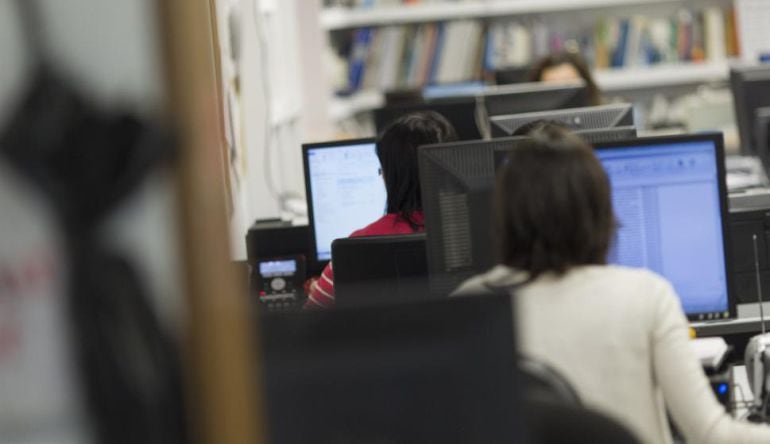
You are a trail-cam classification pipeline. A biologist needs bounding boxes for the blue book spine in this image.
[612,19,630,68]
[347,27,373,91]
[428,22,446,84]
[483,27,496,71]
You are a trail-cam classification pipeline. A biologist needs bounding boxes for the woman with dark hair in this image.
[455,126,770,443]
[305,111,458,309]
[530,50,602,106]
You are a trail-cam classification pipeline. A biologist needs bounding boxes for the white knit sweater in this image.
[455,264,770,444]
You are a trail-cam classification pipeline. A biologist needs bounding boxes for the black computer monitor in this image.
[418,136,529,294]
[489,103,634,138]
[420,133,735,321]
[730,65,770,155]
[259,294,522,444]
[302,138,385,266]
[331,233,430,308]
[373,98,484,141]
[482,80,590,118]
[574,126,637,144]
[494,66,533,85]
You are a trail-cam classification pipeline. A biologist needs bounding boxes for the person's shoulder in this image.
[583,265,677,302]
[584,264,670,285]
[349,214,395,237]
[350,213,420,237]
[452,265,522,296]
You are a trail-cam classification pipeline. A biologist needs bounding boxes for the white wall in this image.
[217,0,317,259]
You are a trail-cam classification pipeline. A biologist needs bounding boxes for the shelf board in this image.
[328,62,731,120]
[595,61,730,91]
[329,89,385,120]
[321,0,682,30]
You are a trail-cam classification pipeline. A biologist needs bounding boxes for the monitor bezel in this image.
[302,137,379,269]
[592,133,736,322]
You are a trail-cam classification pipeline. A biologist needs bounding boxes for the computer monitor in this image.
[730,65,770,155]
[489,103,634,138]
[259,294,522,444]
[331,233,430,308]
[482,80,590,118]
[373,98,484,141]
[754,107,770,174]
[420,133,735,320]
[418,136,529,294]
[592,134,735,321]
[302,138,386,265]
[494,66,532,85]
[422,81,486,100]
[574,126,637,144]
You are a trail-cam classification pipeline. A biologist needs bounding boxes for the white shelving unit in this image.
[328,61,732,119]
[321,0,682,30]
[595,61,731,91]
[319,0,736,121]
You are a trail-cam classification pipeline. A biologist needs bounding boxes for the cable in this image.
[252,1,278,201]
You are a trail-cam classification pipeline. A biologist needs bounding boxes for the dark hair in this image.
[511,119,569,137]
[495,126,615,280]
[376,111,458,227]
[530,51,602,106]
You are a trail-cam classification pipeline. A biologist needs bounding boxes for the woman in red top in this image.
[305,111,458,308]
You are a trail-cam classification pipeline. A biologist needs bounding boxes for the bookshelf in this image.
[319,0,737,122]
[322,0,683,31]
[329,61,733,120]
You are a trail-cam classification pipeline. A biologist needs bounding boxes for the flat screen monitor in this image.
[482,80,590,118]
[730,65,770,155]
[489,103,634,138]
[422,81,486,100]
[592,134,734,321]
[420,133,734,321]
[373,98,483,141]
[259,294,522,444]
[574,126,637,144]
[302,138,386,264]
[494,66,532,85]
[418,136,529,294]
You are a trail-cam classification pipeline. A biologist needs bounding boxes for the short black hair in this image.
[376,111,458,225]
[495,126,615,279]
[530,51,602,106]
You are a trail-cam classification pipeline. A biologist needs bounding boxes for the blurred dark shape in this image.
[331,233,429,309]
[525,398,641,444]
[374,98,483,141]
[519,356,581,406]
[1,2,187,441]
[259,294,522,444]
[494,66,532,85]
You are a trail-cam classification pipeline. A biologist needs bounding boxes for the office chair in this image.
[525,398,641,444]
[519,356,581,405]
[331,233,431,308]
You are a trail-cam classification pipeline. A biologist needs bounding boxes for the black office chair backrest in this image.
[525,398,641,444]
[332,233,430,308]
[519,356,582,406]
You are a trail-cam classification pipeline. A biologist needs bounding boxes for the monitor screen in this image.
[303,139,387,262]
[594,136,732,320]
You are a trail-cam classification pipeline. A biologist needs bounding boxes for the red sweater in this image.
[304,212,425,309]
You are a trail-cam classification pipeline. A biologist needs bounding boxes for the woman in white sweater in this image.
[454,127,770,443]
